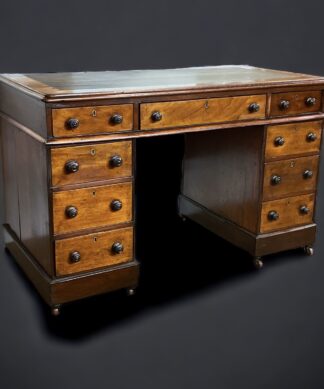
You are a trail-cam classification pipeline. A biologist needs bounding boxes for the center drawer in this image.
[52,182,132,235]
[140,94,266,130]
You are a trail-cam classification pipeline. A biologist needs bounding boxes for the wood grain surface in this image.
[260,193,315,233]
[52,182,132,235]
[55,227,133,276]
[51,141,132,187]
[263,155,319,200]
[265,121,322,160]
[140,95,266,130]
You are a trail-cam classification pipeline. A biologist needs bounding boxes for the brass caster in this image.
[253,257,264,270]
[126,288,136,297]
[179,214,187,222]
[304,246,314,256]
[51,305,61,316]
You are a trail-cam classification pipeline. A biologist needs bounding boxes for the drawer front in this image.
[51,141,132,187]
[260,193,315,233]
[52,104,133,137]
[265,121,322,160]
[140,95,266,130]
[270,90,321,117]
[53,182,132,234]
[55,227,133,276]
[263,156,319,201]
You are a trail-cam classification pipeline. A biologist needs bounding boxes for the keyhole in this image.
[90,148,96,156]
[93,237,97,242]
[91,109,97,117]
[204,100,209,109]
[92,191,96,196]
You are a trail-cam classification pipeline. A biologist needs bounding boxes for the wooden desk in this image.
[1,65,323,315]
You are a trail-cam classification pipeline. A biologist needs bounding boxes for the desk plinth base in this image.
[178,195,316,258]
[3,224,140,311]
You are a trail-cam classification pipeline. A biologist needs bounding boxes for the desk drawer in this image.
[140,95,266,130]
[260,193,314,233]
[53,182,132,235]
[265,121,322,160]
[51,141,132,187]
[52,104,133,137]
[270,91,321,117]
[263,155,319,201]
[55,227,133,276]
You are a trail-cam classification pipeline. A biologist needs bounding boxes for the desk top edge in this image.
[1,65,324,102]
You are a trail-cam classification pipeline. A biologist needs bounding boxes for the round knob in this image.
[110,114,123,124]
[300,205,310,215]
[248,103,260,113]
[307,132,317,142]
[70,251,81,263]
[111,199,122,211]
[279,100,290,110]
[274,136,285,146]
[65,160,79,174]
[65,206,78,219]
[66,118,80,129]
[111,242,123,254]
[110,155,123,168]
[271,175,281,185]
[151,111,162,122]
[268,210,279,221]
[305,97,316,106]
[303,170,313,179]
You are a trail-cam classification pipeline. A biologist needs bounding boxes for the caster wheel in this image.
[126,288,136,297]
[253,257,264,270]
[179,214,187,222]
[304,246,314,256]
[51,305,61,316]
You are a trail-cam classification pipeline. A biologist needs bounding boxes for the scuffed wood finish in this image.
[55,227,133,276]
[265,121,322,160]
[140,95,266,130]
[182,126,264,234]
[51,141,132,187]
[53,182,132,235]
[52,104,133,137]
[270,90,322,117]
[263,155,319,200]
[260,193,315,233]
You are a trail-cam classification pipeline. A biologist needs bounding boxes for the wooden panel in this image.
[53,182,132,235]
[0,120,20,236]
[52,104,133,137]
[51,141,132,187]
[270,90,321,117]
[140,95,266,130]
[263,155,319,200]
[182,126,264,234]
[260,194,315,233]
[265,121,322,160]
[55,227,133,276]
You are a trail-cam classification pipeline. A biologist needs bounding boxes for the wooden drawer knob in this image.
[307,132,317,142]
[110,155,123,167]
[305,97,317,106]
[110,199,123,211]
[151,111,162,122]
[70,251,81,263]
[65,160,79,174]
[66,118,80,129]
[111,242,123,254]
[248,102,260,113]
[303,170,313,179]
[274,136,285,146]
[65,206,78,218]
[110,114,123,124]
[279,100,290,110]
[268,210,279,221]
[300,205,310,214]
[271,175,281,185]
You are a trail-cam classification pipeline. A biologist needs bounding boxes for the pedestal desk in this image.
[1,66,323,315]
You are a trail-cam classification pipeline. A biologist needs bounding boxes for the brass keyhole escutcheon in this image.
[90,148,96,156]
[92,191,96,196]
[204,100,209,109]
[290,161,295,168]
[93,236,97,242]
[91,109,97,117]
